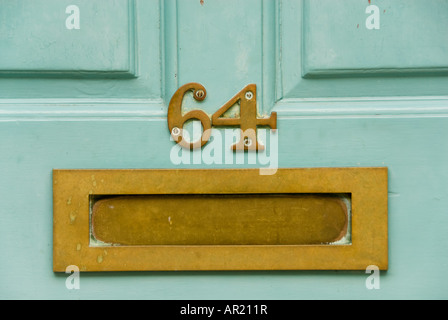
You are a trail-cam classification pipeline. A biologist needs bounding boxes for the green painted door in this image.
[1,0,447,299]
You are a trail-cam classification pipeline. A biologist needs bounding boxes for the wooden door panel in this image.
[303,0,448,78]
[280,0,448,98]
[1,0,447,298]
[0,0,160,100]
[0,0,136,77]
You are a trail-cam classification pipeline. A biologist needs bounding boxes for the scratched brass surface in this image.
[91,194,349,246]
[53,168,388,272]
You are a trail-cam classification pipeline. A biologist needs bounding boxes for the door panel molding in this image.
[302,0,448,79]
[163,0,277,116]
[1,0,447,121]
[0,0,161,101]
[276,0,448,102]
[0,0,137,79]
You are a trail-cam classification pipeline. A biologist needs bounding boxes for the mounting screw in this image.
[195,90,205,100]
[172,127,181,136]
[244,137,253,147]
[245,91,254,100]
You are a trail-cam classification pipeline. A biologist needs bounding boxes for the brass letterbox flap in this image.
[53,168,388,272]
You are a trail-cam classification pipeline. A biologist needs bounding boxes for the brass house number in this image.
[168,83,277,151]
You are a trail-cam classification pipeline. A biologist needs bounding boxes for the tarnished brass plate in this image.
[91,194,350,246]
[53,168,388,272]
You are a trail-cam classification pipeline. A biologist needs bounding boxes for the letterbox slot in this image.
[89,194,351,247]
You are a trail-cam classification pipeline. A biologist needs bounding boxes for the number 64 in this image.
[167,83,277,151]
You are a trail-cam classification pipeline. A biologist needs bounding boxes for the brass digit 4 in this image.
[212,84,277,151]
[168,83,277,151]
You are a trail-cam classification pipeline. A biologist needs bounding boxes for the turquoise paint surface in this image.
[1,0,448,300]
[303,0,448,77]
[0,0,135,76]
[1,118,448,299]
[281,0,448,98]
[0,0,160,98]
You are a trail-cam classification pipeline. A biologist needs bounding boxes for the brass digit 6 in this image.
[168,83,212,149]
